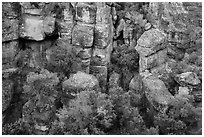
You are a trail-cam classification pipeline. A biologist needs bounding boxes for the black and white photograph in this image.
[1,1,202,135]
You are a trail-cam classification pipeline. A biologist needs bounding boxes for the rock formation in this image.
[2,2,202,135]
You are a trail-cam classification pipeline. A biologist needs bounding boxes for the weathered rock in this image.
[91,45,112,66]
[90,66,107,92]
[178,86,190,95]
[2,80,14,112]
[150,62,173,77]
[109,72,120,88]
[20,14,45,41]
[94,24,113,49]
[75,3,97,24]
[58,21,74,38]
[62,71,100,95]
[129,74,143,94]
[175,72,200,86]
[2,19,19,42]
[72,23,94,47]
[136,29,166,53]
[96,3,112,24]
[139,48,167,72]
[141,71,174,112]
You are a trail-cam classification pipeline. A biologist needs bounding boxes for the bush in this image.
[22,69,60,133]
[108,86,159,135]
[2,119,30,135]
[53,90,116,135]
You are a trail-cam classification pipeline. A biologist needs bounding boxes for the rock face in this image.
[135,28,167,73]
[62,71,100,95]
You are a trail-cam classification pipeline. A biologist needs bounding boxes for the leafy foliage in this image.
[154,96,202,135]
[23,69,59,99]
[108,86,159,135]
[2,119,30,135]
[51,90,116,135]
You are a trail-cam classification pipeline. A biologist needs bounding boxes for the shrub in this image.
[54,90,116,135]
[2,119,30,135]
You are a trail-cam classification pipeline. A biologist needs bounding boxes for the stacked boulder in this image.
[90,3,114,92]
[135,28,168,76]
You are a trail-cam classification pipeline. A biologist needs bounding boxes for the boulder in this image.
[62,71,100,95]
[136,28,167,56]
[20,14,45,41]
[178,86,190,95]
[175,72,200,86]
[141,71,174,112]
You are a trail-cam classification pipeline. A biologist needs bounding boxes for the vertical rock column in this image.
[135,28,168,75]
[72,3,96,73]
[2,2,19,70]
[2,2,19,121]
[90,3,114,92]
[58,3,74,45]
